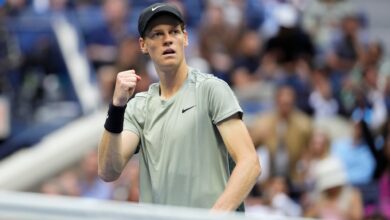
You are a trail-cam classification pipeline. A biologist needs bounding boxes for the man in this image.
[249,85,312,180]
[98,3,260,212]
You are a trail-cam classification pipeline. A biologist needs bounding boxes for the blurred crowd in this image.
[0,0,390,219]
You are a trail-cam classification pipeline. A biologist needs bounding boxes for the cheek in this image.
[147,44,159,56]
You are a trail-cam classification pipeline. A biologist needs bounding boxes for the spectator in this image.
[332,12,367,73]
[96,65,117,105]
[308,67,339,120]
[3,0,29,18]
[231,29,263,88]
[115,36,152,93]
[294,130,333,197]
[304,157,363,220]
[198,2,241,83]
[302,0,355,50]
[249,85,312,181]
[263,4,315,112]
[111,157,140,202]
[362,121,390,218]
[377,133,390,219]
[331,120,376,186]
[366,41,390,94]
[40,170,81,197]
[265,4,315,65]
[351,66,387,131]
[84,0,132,69]
[246,176,302,217]
[78,150,113,199]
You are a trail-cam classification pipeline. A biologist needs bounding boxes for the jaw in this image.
[156,51,182,67]
[156,56,187,74]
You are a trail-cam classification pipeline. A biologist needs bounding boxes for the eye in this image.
[170,29,180,35]
[151,32,163,38]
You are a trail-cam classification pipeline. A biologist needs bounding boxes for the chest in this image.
[142,87,208,150]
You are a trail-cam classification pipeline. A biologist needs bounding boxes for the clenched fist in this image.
[112,70,142,107]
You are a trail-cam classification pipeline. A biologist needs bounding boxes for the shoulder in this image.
[127,83,158,110]
[254,112,277,128]
[293,110,312,125]
[189,67,229,89]
[255,111,275,122]
[134,82,159,99]
[129,91,148,104]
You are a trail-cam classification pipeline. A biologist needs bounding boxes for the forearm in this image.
[212,156,260,211]
[98,131,127,182]
[98,69,141,181]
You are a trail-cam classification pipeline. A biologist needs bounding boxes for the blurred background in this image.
[0,0,389,219]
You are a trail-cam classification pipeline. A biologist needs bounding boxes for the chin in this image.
[159,60,179,68]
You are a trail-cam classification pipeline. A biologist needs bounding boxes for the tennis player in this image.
[98,2,260,212]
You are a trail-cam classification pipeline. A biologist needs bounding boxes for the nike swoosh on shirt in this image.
[182,105,196,113]
[151,5,164,11]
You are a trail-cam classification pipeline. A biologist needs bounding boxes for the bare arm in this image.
[98,70,141,182]
[212,114,261,211]
[98,130,139,182]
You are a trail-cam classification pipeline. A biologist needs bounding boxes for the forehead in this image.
[277,86,295,98]
[146,14,182,31]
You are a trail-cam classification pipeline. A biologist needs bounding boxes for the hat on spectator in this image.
[138,3,184,37]
[314,157,347,191]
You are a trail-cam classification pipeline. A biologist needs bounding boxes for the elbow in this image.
[99,174,114,182]
[247,154,261,180]
[238,153,261,181]
[98,166,120,182]
[253,156,262,180]
[238,153,261,180]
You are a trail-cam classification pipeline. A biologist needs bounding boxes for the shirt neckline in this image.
[151,67,193,105]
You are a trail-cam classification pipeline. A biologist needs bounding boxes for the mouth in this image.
[162,48,176,56]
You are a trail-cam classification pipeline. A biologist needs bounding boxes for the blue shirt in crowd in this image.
[331,138,375,185]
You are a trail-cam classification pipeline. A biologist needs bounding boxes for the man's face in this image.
[139,14,188,70]
[276,87,295,117]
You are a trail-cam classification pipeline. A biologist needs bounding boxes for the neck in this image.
[156,62,188,100]
[278,112,291,120]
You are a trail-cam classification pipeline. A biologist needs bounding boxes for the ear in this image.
[183,30,189,47]
[139,37,148,54]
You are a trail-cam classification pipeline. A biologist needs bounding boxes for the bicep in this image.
[121,130,140,162]
[217,114,257,162]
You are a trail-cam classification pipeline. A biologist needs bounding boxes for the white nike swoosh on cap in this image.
[151,5,164,11]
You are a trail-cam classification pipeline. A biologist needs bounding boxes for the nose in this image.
[162,33,173,46]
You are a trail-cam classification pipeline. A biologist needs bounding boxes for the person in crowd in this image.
[304,157,363,220]
[250,84,312,183]
[78,150,113,199]
[84,0,132,69]
[331,120,376,186]
[308,67,339,119]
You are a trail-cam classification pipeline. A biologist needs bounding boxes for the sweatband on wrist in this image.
[104,103,127,133]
